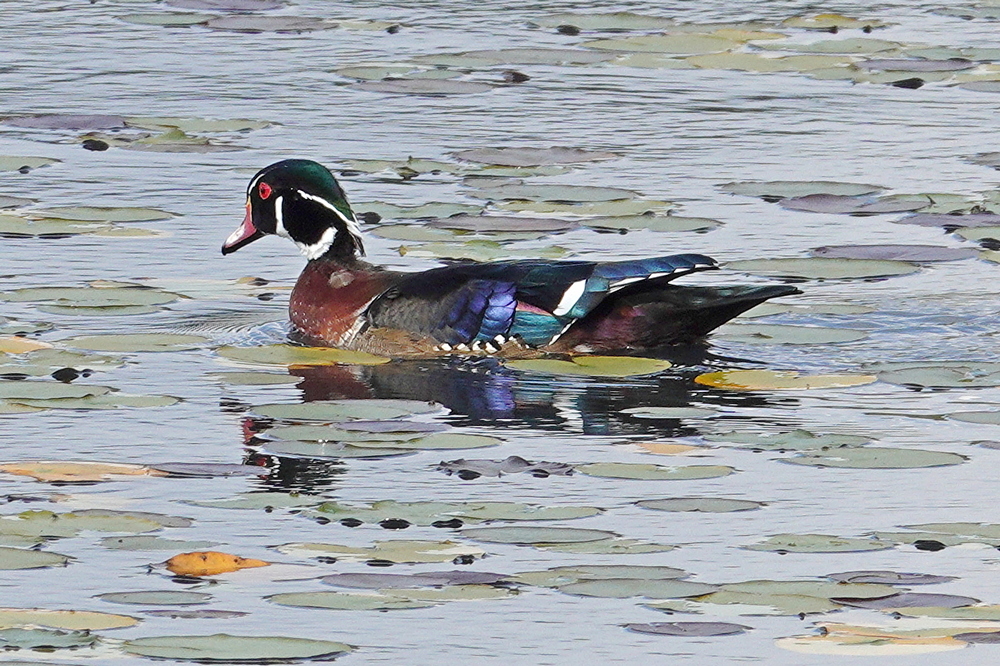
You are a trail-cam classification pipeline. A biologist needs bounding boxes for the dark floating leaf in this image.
[438,456,574,479]
[165,0,285,9]
[426,214,579,233]
[955,632,1000,644]
[636,497,764,513]
[624,621,751,637]
[148,463,267,478]
[353,80,494,95]
[832,592,979,609]
[811,244,978,262]
[896,212,1000,228]
[780,193,929,215]
[205,16,334,32]
[321,570,509,589]
[4,114,126,130]
[452,147,619,167]
[826,570,957,585]
[856,58,975,72]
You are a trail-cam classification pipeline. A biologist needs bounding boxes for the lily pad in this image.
[621,406,718,419]
[29,206,174,223]
[260,440,414,460]
[187,492,324,510]
[452,147,618,167]
[512,565,686,587]
[119,12,214,26]
[123,634,354,662]
[347,433,502,451]
[471,183,638,203]
[0,215,109,237]
[783,447,966,469]
[833,593,979,610]
[719,180,882,199]
[96,591,212,606]
[625,621,750,636]
[779,194,929,215]
[694,370,877,390]
[577,462,734,480]
[0,381,113,400]
[322,571,509,589]
[583,214,721,233]
[637,497,764,513]
[438,456,573,479]
[949,411,1000,425]
[505,356,672,377]
[275,540,485,564]
[267,591,437,611]
[811,244,977,262]
[875,363,1000,388]
[0,547,71,570]
[10,394,180,411]
[314,499,597,525]
[745,534,893,553]
[898,212,1000,228]
[559,578,718,598]
[826,571,956,585]
[497,198,674,216]
[717,323,868,345]
[4,114,125,130]
[252,399,438,421]
[783,14,888,30]
[582,33,739,55]
[0,285,181,308]
[357,201,483,220]
[688,52,853,72]
[399,240,569,261]
[63,333,209,352]
[125,117,271,133]
[0,608,138,630]
[725,257,920,279]
[427,214,578,233]
[101,535,220,551]
[353,80,494,95]
[0,627,97,650]
[217,344,390,367]
[537,538,676,554]
[858,58,975,72]
[413,48,613,67]
[205,16,335,32]
[760,38,901,54]
[704,429,870,451]
[461,526,617,545]
[0,461,159,483]
[207,372,301,386]
[530,12,679,31]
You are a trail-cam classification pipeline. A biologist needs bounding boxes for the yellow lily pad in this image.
[694,369,877,390]
[0,337,52,354]
[0,461,164,483]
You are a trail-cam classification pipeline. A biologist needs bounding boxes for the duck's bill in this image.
[222,207,264,255]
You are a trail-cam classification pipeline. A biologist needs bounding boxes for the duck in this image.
[222,159,799,357]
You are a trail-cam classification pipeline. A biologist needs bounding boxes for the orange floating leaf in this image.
[631,442,700,456]
[0,336,52,354]
[0,461,166,483]
[165,551,270,576]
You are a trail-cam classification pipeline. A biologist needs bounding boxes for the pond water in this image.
[4,0,1000,663]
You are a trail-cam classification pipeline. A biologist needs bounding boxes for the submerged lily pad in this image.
[637,497,764,513]
[205,16,335,32]
[582,33,739,55]
[461,526,617,545]
[625,621,751,636]
[217,344,390,367]
[833,593,979,610]
[314,499,597,525]
[267,591,437,611]
[531,12,679,31]
[826,570,956,585]
[97,591,212,606]
[102,535,220,551]
[577,462,734,480]
[783,447,966,469]
[426,214,578,233]
[704,429,870,451]
[322,571,509,589]
[357,201,483,220]
[695,370,877,390]
[276,540,485,564]
[119,12,213,26]
[505,356,672,377]
[779,194,929,215]
[123,634,354,662]
[472,183,638,203]
[414,48,613,67]
[746,534,893,553]
[717,323,867,345]
[719,180,883,199]
[897,212,1000,228]
[452,147,618,167]
[498,198,674,216]
[538,538,676,554]
[874,362,1000,389]
[0,626,97,650]
[725,257,919,279]
[560,578,718,599]
[811,244,977,262]
[0,285,180,309]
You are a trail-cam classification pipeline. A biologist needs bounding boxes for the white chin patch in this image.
[297,227,336,260]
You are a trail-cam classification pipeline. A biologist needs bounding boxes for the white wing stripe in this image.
[552,280,587,317]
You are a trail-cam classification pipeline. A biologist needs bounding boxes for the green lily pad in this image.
[576,462,734,480]
[725,257,920,279]
[745,534,893,553]
[260,440,414,460]
[346,433,502,450]
[0,285,180,308]
[826,244,977,262]
[779,193,930,215]
[426,214,578,233]
[0,627,96,650]
[265,424,430,442]
[620,406,718,419]
[63,333,209,352]
[871,531,1000,548]
[559,578,718,599]
[0,608,138,630]
[471,183,638,203]
[721,580,897,598]
[368,225,461,242]
[783,14,888,30]
[0,215,109,237]
[782,447,966,469]
[399,240,569,262]
[252,399,439,421]
[704,429,870,451]
[949,411,1000,425]
[716,323,868,345]
[0,381,113,400]
[413,48,613,67]
[688,52,853,72]
[874,362,1000,388]
[497,198,674,215]
[695,369,878,391]
[898,606,1000,621]
[461,526,617,545]
[759,38,901,54]
[207,372,301,385]
[356,201,484,219]
[582,33,739,54]
[313,500,599,525]
[96,591,212,606]
[505,356,672,377]
[537,538,676,554]
[583,214,721,233]
[719,180,882,199]
[275,540,485,564]
[10,394,180,410]
[187,492,325,510]
[217,344,390,367]
[530,12,679,31]
[0,510,164,538]
[625,621,752,636]
[125,117,271,133]
[101,535,220,551]
[637,498,764,512]
[903,523,1000,540]
[119,12,214,26]
[0,156,59,172]
[512,565,687,587]
[353,79,494,95]
[675,591,839,615]
[28,206,174,223]
[267,591,437,611]
[123,634,354,662]
[390,585,515,602]
[0,546,71,570]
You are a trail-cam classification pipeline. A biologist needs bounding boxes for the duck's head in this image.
[222,159,364,260]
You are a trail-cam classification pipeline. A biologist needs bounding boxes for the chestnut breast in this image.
[289,260,396,346]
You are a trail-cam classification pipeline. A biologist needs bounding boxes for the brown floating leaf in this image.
[164,551,270,576]
[0,461,164,483]
[896,212,1000,228]
[780,193,929,215]
[624,621,751,636]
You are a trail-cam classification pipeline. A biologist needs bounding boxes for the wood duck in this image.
[222,159,799,357]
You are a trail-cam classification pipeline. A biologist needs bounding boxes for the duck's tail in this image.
[548,283,801,352]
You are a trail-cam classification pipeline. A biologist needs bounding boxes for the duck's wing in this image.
[365,254,716,348]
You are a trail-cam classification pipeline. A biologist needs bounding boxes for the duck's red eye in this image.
[258,182,273,199]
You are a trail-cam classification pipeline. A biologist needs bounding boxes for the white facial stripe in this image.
[296,226,336,261]
[274,195,288,238]
[552,279,587,317]
[297,189,364,245]
[247,172,265,196]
